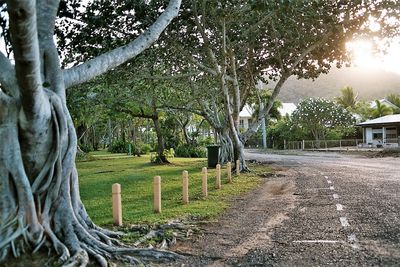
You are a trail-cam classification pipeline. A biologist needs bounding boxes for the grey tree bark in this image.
[0,0,181,266]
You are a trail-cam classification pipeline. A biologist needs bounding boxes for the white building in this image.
[239,105,254,131]
[357,114,400,147]
[238,103,297,131]
[370,99,399,110]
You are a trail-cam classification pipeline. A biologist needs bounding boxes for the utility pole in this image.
[260,102,267,149]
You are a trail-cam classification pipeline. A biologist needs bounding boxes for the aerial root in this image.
[42,223,70,262]
[115,247,183,261]
[61,249,89,267]
[80,243,108,267]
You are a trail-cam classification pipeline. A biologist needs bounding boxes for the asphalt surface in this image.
[171,150,400,267]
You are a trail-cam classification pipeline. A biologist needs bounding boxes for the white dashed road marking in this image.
[329,186,335,190]
[333,194,339,199]
[340,217,350,227]
[348,234,360,249]
[327,180,332,184]
[293,240,340,244]
[336,204,343,211]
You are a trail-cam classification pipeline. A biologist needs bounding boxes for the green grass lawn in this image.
[77,151,266,226]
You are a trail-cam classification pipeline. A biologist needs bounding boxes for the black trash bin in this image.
[207,145,220,168]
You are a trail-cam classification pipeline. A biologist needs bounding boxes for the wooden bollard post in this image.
[215,164,221,189]
[153,176,161,213]
[227,162,232,183]
[182,171,189,204]
[236,160,240,176]
[112,183,122,226]
[202,167,208,197]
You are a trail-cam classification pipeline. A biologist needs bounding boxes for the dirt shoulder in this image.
[168,165,299,266]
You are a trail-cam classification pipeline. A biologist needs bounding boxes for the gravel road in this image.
[169,150,400,266]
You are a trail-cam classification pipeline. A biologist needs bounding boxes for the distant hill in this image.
[272,67,400,103]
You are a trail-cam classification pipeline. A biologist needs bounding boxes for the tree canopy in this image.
[292,98,356,142]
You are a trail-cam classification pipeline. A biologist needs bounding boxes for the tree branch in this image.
[63,0,182,89]
[115,107,155,120]
[242,35,330,142]
[192,1,222,75]
[7,0,45,113]
[136,72,200,80]
[37,0,66,101]
[184,52,236,82]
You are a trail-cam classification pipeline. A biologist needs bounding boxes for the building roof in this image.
[370,99,398,109]
[239,104,254,118]
[239,102,297,119]
[357,114,400,127]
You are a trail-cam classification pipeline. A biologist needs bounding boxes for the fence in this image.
[284,139,364,150]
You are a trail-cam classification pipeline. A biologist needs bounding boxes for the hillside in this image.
[273,67,400,103]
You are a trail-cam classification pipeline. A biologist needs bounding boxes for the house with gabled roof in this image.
[370,99,399,110]
[357,114,400,147]
[239,103,296,131]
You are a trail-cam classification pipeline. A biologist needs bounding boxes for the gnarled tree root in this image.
[0,91,182,266]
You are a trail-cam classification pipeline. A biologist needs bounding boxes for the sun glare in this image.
[346,38,400,75]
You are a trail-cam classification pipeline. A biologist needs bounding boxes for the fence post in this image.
[182,171,189,204]
[112,183,122,226]
[215,164,221,189]
[153,176,161,213]
[202,167,208,197]
[284,140,286,150]
[236,160,240,176]
[340,140,342,148]
[302,140,305,150]
[227,162,232,183]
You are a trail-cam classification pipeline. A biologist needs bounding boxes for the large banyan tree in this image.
[156,0,399,170]
[0,0,181,266]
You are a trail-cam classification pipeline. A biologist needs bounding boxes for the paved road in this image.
[171,150,400,266]
[240,150,400,266]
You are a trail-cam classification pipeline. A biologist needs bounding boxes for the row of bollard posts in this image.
[112,160,241,225]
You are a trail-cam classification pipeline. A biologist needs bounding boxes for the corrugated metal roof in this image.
[357,114,400,126]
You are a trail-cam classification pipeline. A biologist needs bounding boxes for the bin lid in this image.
[206,144,221,148]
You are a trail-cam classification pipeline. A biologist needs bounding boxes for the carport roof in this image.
[357,114,400,127]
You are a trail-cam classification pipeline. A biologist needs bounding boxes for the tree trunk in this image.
[216,129,234,164]
[107,118,113,148]
[182,124,192,145]
[152,115,169,164]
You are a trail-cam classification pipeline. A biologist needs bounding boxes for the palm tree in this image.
[335,86,358,110]
[371,100,393,118]
[386,93,400,114]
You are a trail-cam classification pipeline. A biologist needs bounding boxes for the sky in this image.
[346,37,400,75]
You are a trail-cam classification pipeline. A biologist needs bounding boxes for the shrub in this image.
[79,143,94,153]
[175,144,206,158]
[150,148,175,163]
[140,143,153,154]
[198,136,214,146]
[108,140,133,153]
